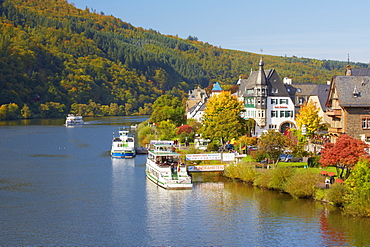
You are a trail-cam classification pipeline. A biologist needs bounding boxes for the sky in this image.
[70,0,370,64]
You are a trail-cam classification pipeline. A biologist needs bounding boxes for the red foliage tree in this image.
[320,134,369,179]
[176,124,193,134]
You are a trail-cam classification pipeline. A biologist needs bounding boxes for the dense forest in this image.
[0,0,368,119]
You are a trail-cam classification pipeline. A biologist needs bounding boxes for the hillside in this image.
[0,0,368,119]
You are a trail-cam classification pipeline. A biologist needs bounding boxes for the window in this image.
[279,99,288,104]
[271,88,278,93]
[271,99,278,104]
[269,124,277,129]
[298,97,304,105]
[362,116,370,129]
[271,110,277,117]
[280,111,293,118]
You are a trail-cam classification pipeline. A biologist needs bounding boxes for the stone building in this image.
[326,67,370,143]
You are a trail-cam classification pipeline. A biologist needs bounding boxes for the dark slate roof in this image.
[310,84,330,111]
[349,68,370,76]
[333,76,370,107]
[289,83,317,96]
[237,69,290,97]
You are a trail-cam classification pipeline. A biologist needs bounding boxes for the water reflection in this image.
[1,116,370,246]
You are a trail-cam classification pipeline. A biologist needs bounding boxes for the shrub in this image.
[224,162,258,183]
[253,170,273,189]
[326,183,349,207]
[284,172,319,198]
[268,167,296,191]
[343,159,370,217]
[207,142,219,152]
[307,156,320,167]
[314,188,327,201]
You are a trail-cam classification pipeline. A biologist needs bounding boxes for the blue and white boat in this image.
[111,128,136,158]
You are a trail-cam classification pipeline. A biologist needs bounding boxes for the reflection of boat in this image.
[111,128,136,158]
[146,140,192,190]
[136,147,148,154]
[65,114,84,126]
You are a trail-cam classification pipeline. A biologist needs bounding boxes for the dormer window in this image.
[297,88,302,93]
[353,85,359,97]
[271,88,278,93]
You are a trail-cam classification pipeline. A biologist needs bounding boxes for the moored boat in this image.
[146,140,192,190]
[65,114,84,126]
[111,128,136,158]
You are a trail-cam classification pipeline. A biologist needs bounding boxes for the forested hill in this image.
[0,0,368,118]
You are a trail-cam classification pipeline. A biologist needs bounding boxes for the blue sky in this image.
[70,0,370,63]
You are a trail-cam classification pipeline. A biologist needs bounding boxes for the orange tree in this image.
[320,134,370,179]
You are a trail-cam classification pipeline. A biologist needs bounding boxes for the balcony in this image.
[328,127,343,134]
[326,109,342,117]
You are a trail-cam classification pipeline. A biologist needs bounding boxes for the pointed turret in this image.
[256,57,267,86]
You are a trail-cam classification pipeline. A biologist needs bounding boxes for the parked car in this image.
[279,153,287,161]
[284,154,303,162]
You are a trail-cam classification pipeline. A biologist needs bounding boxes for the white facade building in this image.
[237,58,296,137]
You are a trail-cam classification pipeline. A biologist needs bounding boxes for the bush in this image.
[268,167,296,191]
[307,156,320,167]
[253,170,273,189]
[207,142,219,152]
[284,172,319,198]
[224,162,258,183]
[326,183,349,207]
[343,158,370,217]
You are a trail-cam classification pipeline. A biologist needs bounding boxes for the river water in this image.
[0,116,369,246]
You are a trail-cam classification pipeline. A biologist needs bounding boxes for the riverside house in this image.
[236,58,296,137]
[326,66,370,143]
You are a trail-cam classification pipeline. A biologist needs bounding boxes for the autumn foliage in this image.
[176,124,193,134]
[320,134,370,178]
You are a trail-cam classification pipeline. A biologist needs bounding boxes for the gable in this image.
[332,76,370,107]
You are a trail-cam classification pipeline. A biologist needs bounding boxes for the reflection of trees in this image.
[322,208,370,246]
[319,209,346,246]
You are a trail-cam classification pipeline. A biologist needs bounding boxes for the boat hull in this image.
[111,151,136,158]
[146,170,193,190]
[145,158,192,190]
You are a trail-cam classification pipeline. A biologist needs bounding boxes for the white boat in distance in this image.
[146,140,192,190]
[111,128,136,158]
[65,114,84,126]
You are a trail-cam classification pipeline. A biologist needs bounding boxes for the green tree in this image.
[156,120,177,140]
[21,104,32,119]
[258,130,292,166]
[150,95,185,127]
[344,159,370,217]
[201,91,246,144]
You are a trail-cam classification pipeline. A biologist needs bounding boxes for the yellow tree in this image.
[201,91,246,144]
[295,102,322,136]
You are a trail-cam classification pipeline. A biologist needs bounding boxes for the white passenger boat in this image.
[65,114,84,126]
[146,140,192,190]
[111,128,136,158]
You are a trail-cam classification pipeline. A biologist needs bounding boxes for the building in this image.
[308,83,331,125]
[236,58,296,137]
[186,82,223,122]
[326,68,370,143]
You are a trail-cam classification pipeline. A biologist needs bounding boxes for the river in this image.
[0,116,369,246]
